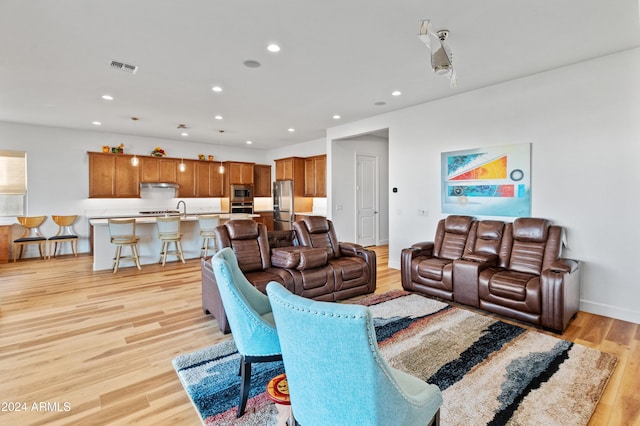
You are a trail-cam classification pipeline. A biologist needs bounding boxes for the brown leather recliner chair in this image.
[401,215,475,300]
[293,216,376,300]
[478,218,580,332]
[214,220,295,293]
[201,220,295,333]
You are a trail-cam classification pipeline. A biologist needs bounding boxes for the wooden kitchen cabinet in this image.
[176,159,197,198]
[253,164,272,197]
[275,157,306,183]
[88,152,140,198]
[255,211,274,231]
[140,157,178,183]
[0,225,10,263]
[196,161,224,197]
[304,154,327,197]
[225,162,254,185]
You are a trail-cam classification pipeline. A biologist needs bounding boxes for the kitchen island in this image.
[89,213,257,271]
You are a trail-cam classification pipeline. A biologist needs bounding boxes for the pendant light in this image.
[218,130,225,174]
[130,116,140,166]
[179,159,186,172]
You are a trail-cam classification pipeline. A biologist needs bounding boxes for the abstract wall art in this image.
[441,143,531,217]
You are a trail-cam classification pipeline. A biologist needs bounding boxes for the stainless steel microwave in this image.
[230,184,253,202]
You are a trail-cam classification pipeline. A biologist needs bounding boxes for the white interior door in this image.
[356,154,378,246]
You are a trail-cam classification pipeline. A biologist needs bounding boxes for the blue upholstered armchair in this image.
[266,282,442,426]
[210,248,282,417]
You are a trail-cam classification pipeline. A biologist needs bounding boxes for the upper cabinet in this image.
[253,164,272,197]
[225,161,254,185]
[275,157,306,183]
[88,152,140,198]
[304,155,327,197]
[196,161,224,197]
[176,159,197,198]
[140,157,177,183]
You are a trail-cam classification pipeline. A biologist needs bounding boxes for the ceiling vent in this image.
[109,59,139,74]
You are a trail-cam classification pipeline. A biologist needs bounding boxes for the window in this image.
[0,150,26,216]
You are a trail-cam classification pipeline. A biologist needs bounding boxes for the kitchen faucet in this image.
[176,200,187,217]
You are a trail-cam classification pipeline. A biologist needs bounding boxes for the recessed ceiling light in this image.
[243,60,261,68]
[333,115,341,120]
[267,43,281,52]
[181,132,189,137]
[92,121,102,126]
[288,128,295,132]
[214,115,223,120]
[374,101,386,106]
[212,86,223,92]
[101,94,114,101]
[391,90,402,96]
[246,140,253,145]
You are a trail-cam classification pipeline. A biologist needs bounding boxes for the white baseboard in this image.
[579,300,640,324]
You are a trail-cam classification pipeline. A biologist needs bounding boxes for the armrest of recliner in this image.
[548,258,579,273]
[409,241,434,257]
[541,259,581,332]
[461,252,498,264]
[338,241,364,257]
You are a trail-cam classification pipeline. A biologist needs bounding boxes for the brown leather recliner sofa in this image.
[202,218,376,333]
[401,215,580,333]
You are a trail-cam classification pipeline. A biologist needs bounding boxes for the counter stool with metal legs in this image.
[157,216,185,266]
[108,218,142,273]
[48,215,79,259]
[197,214,219,258]
[13,216,48,262]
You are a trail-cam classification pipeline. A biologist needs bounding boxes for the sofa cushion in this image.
[512,218,550,242]
[488,271,536,301]
[417,258,452,281]
[227,220,260,240]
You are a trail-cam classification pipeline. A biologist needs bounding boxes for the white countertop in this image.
[89,213,258,225]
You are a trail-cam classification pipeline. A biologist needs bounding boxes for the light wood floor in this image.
[1,247,638,425]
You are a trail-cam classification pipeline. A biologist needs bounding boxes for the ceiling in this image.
[1,1,639,150]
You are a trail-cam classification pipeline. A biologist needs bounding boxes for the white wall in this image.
[0,123,271,255]
[329,134,389,245]
[327,48,640,324]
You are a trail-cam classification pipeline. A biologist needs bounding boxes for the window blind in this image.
[0,150,26,194]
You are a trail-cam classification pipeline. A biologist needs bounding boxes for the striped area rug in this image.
[173,290,616,425]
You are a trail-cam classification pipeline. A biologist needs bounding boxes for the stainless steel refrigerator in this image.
[273,180,294,230]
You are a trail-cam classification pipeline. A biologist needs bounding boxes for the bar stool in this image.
[197,214,219,258]
[108,218,141,273]
[157,216,185,266]
[13,216,47,262]
[48,215,78,259]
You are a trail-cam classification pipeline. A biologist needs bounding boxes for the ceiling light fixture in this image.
[418,20,456,87]
[243,60,261,68]
[391,90,402,96]
[214,115,223,120]
[333,115,341,120]
[218,130,225,174]
[212,86,223,92]
[267,43,281,52]
[130,116,140,167]
[288,128,295,132]
[181,132,189,137]
[92,121,102,126]
[179,159,186,172]
[101,94,114,101]
[246,140,253,145]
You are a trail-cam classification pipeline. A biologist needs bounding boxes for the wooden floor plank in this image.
[0,248,638,425]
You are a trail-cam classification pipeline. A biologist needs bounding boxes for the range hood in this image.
[140,182,179,189]
[140,182,179,199]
